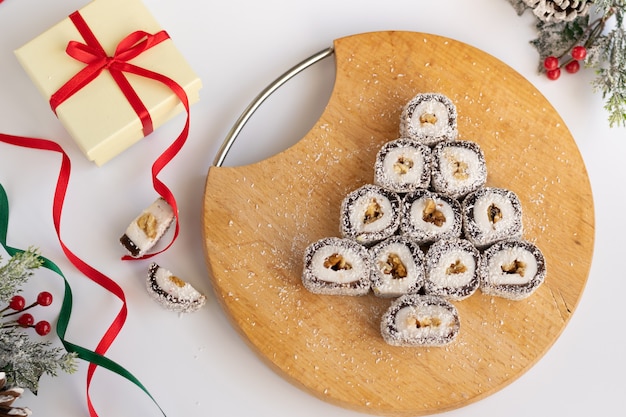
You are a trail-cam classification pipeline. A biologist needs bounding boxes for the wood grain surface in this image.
[202,31,594,416]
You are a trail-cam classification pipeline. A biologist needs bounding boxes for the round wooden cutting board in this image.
[202,31,594,416]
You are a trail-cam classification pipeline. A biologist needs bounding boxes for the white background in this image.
[1,0,625,416]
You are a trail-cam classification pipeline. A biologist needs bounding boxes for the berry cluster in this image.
[543,45,587,81]
[1,292,54,336]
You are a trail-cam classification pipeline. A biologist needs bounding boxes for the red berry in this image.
[546,68,561,80]
[565,60,580,74]
[37,291,53,307]
[571,46,587,61]
[17,313,34,328]
[9,295,25,311]
[543,56,559,71]
[35,321,51,336]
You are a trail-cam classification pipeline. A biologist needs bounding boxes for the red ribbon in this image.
[0,133,132,417]
[50,10,192,260]
[50,11,170,136]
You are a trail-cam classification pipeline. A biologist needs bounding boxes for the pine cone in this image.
[0,373,31,417]
[523,0,593,22]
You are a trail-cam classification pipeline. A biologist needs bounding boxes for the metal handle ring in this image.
[213,46,335,167]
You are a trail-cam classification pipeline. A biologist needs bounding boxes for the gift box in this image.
[14,0,202,166]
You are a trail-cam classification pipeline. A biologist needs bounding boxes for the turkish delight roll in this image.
[400,189,462,245]
[374,138,432,193]
[120,197,175,258]
[399,92,458,146]
[370,235,425,298]
[147,263,206,313]
[302,237,371,296]
[479,239,546,300]
[380,294,460,347]
[424,238,481,300]
[431,140,487,199]
[462,187,523,249]
[340,184,401,246]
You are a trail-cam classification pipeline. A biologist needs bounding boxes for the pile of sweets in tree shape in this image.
[302,93,546,347]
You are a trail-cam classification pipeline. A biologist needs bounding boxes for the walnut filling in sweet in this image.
[137,212,158,239]
[169,275,186,288]
[446,259,467,275]
[406,315,442,328]
[363,198,384,224]
[451,159,469,180]
[419,112,438,125]
[487,203,503,225]
[379,253,408,279]
[393,156,414,175]
[501,259,527,277]
[324,253,352,271]
[422,199,446,227]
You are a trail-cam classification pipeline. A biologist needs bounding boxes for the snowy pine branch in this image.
[0,249,42,303]
[508,0,626,127]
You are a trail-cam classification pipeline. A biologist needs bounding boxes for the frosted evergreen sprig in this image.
[589,7,626,127]
[0,249,42,303]
[0,327,77,394]
[508,0,626,127]
[0,250,77,394]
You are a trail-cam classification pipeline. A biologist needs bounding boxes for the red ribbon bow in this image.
[50,11,172,136]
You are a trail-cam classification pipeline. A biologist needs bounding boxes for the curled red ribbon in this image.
[0,133,151,417]
[49,10,191,260]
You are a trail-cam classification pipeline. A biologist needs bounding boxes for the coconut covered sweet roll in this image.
[462,187,523,249]
[380,294,460,347]
[424,238,481,300]
[399,93,458,147]
[479,239,546,300]
[302,237,371,296]
[431,140,487,199]
[400,189,462,245]
[147,263,206,313]
[340,184,401,246]
[120,197,175,258]
[370,235,426,298]
[374,138,432,194]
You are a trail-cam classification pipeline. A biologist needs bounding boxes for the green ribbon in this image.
[0,182,166,416]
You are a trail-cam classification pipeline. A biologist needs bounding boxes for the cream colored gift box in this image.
[14,0,202,166]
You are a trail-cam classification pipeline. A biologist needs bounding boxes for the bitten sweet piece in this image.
[380,294,460,347]
[147,263,206,313]
[370,235,426,298]
[431,140,487,199]
[120,197,175,258]
[399,92,458,146]
[425,238,481,300]
[340,184,401,246]
[479,239,546,300]
[374,138,432,193]
[400,189,462,245]
[462,187,523,249]
[302,237,371,296]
